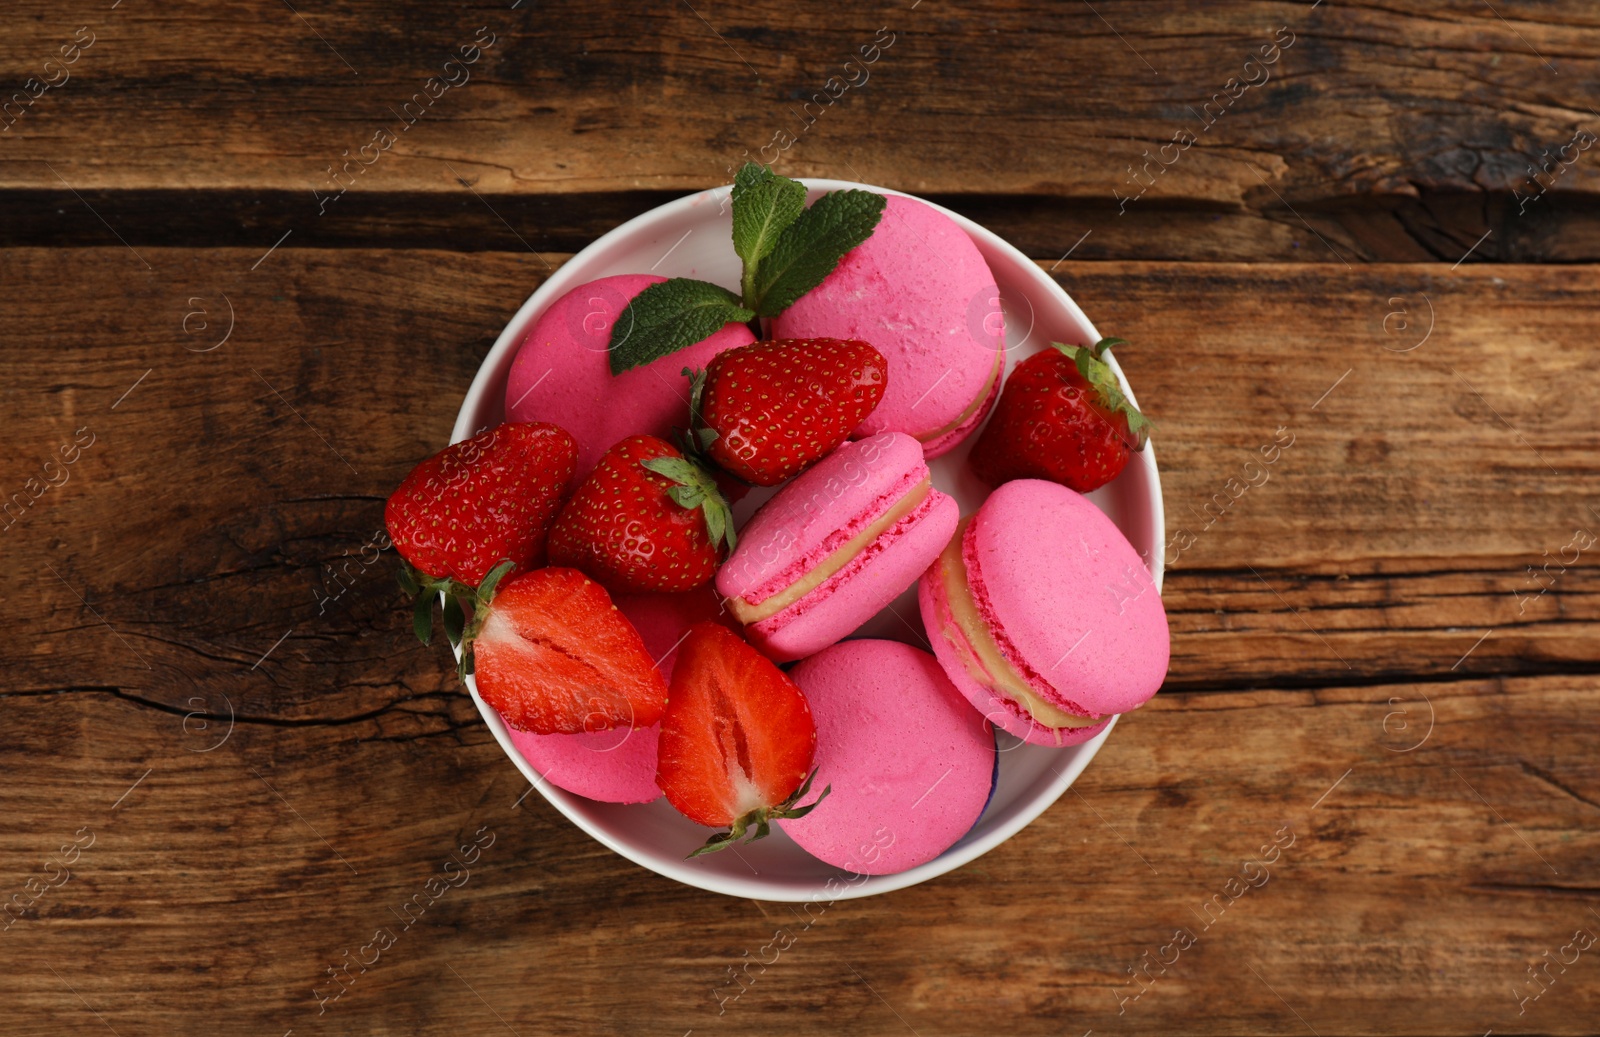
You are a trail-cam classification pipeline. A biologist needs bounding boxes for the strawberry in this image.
[691,338,887,486]
[473,567,668,735]
[547,435,735,594]
[656,622,828,857]
[386,422,577,586]
[968,338,1152,493]
[387,422,577,666]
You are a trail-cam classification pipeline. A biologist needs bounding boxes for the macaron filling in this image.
[931,517,1102,730]
[729,477,934,625]
[915,348,1003,444]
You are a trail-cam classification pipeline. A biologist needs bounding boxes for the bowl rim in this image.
[450,178,1162,901]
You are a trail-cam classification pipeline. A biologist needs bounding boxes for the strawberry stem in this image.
[397,557,516,682]
[677,366,728,473]
[686,770,831,859]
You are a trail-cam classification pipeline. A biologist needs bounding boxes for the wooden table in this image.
[4,2,1597,1033]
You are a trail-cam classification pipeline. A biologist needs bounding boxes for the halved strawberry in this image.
[691,338,887,486]
[968,338,1152,492]
[547,435,734,593]
[473,567,668,735]
[656,622,828,856]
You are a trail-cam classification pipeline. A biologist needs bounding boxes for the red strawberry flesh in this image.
[474,567,667,735]
[656,622,816,827]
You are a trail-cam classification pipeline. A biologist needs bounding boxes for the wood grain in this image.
[7,1,1600,1031]
[2,247,1598,1034]
[1,675,1595,1035]
[3,249,1595,711]
[5,1,1600,260]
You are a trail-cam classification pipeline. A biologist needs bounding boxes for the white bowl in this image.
[451,180,1164,901]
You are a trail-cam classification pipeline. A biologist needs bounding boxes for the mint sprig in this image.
[606,163,886,374]
[746,187,885,317]
[732,163,806,302]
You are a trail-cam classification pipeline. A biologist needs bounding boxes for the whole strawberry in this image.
[692,338,887,486]
[656,622,828,857]
[386,422,577,586]
[547,435,735,594]
[968,338,1152,493]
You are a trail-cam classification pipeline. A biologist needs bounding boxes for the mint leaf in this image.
[609,278,755,375]
[747,189,886,317]
[732,163,807,303]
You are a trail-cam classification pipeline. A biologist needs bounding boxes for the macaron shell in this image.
[919,352,1003,460]
[918,568,1113,747]
[504,274,756,480]
[718,432,927,604]
[501,585,730,803]
[771,195,1004,453]
[777,640,995,875]
[968,479,1169,717]
[505,723,662,804]
[749,489,958,663]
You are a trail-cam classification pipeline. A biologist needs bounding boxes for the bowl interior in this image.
[452,180,1163,902]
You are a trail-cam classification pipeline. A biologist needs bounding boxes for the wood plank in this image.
[1,674,1595,1035]
[5,2,1600,259]
[3,249,1598,717]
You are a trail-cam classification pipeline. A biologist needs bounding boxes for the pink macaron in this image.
[777,640,996,875]
[504,585,731,803]
[772,195,1005,458]
[716,432,959,663]
[505,274,756,481]
[918,479,1169,747]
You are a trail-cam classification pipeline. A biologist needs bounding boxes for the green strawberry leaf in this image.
[664,484,700,510]
[682,770,830,859]
[777,768,830,820]
[442,595,465,647]
[688,819,749,858]
[701,496,727,547]
[412,594,434,646]
[641,455,738,553]
[475,559,516,605]
[396,560,421,597]
[609,279,755,376]
[748,189,886,317]
[1054,338,1153,449]
[732,163,808,303]
[641,455,706,486]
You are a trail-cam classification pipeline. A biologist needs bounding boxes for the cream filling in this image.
[729,478,934,625]
[936,519,1101,729]
[917,348,1003,443]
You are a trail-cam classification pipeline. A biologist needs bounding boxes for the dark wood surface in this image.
[4,2,1599,1034]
